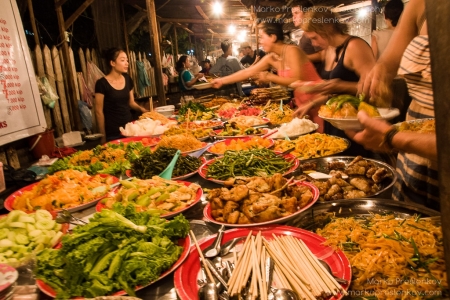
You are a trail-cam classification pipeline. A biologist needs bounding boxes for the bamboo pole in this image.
[145,0,166,105]
[27,0,40,47]
[173,25,179,58]
[34,45,52,129]
[78,48,87,81]
[52,47,72,133]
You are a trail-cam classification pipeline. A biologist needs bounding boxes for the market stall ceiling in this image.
[122,0,373,43]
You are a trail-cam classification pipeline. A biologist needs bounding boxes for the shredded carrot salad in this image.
[317,214,447,299]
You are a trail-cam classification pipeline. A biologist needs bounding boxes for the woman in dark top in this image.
[291,8,376,156]
[95,48,147,143]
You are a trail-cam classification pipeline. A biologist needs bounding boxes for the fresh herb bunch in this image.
[131,147,202,178]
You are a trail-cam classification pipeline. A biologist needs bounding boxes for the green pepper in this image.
[120,180,136,189]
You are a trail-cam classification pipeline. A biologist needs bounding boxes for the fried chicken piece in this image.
[280,197,298,214]
[366,167,378,178]
[327,192,344,201]
[298,189,313,208]
[238,213,252,224]
[349,177,372,193]
[220,185,249,202]
[245,177,271,193]
[324,184,342,201]
[227,211,240,224]
[328,161,346,170]
[329,170,349,179]
[345,165,367,175]
[372,168,389,183]
[252,206,283,223]
[348,156,364,166]
[271,173,287,190]
[211,209,224,219]
[206,188,221,200]
[251,194,281,214]
[210,198,224,210]
[223,201,239,221]
[301,162,317,171]
[344,190,367,199]
[312,180,331,196]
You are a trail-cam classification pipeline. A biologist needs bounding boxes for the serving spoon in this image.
[159,150,181,179]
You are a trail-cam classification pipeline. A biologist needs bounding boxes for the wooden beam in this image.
[426,0,450,287]
[55,0,82,130]
[121,1,130,53]
[158,18,251,25]
[27,0,40,47]
[64,0,95,30]
[176,24,194,34]
[146,0,166,105]
[195,5,210,21]
[55,0,68,9]
[173,25,179,58]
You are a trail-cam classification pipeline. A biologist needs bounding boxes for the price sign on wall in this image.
[0,0,46,146]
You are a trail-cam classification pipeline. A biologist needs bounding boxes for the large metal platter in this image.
[288,198,440,231]
[295,156,397,199]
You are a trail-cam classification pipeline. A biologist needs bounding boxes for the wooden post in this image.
[173,25,179,58]
[52,47,72,133]
[426,0,450,287]
[34,45,52,129]
[54,0,82,131]
[121,2,130,55]
[145,0,166,105]
[27,0,40,47]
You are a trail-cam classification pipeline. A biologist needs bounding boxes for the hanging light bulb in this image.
[213,2,223,14]
[357,7,369,19]
[228,24,236,34]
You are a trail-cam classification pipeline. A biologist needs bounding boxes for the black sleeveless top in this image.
[323,36,372,157]
[322,36,361,82]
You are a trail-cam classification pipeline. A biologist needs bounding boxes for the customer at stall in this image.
[291,8,376,155]
[291,0,322,72]
[95,48,147,144]
[240,42,266,67]
[210,39,245,96]
[200,59,211,76]
[211,22,324,132]
[176,55,204,92]
[371,0,404,59]
[348,0,439,210]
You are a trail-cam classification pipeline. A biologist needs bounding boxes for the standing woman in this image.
[95,48,147,143]
[211,22,324,132]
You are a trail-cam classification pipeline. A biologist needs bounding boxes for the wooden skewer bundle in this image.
[227,231,347,300]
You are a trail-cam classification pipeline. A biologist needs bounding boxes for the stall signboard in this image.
[0,0,46,146]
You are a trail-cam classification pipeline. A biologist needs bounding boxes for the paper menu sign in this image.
[0,0,46,146]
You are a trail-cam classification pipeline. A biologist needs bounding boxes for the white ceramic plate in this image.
[193,82,213,90]
[320,108,400,131]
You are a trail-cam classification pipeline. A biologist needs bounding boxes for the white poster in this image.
[0,0,46,146]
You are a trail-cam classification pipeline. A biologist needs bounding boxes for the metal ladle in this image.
[319,260,348,285]
[202,225,226,258]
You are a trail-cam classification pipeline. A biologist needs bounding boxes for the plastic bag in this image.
[78,100,93,132]
[87,61,105,97]
[37,76,58,108]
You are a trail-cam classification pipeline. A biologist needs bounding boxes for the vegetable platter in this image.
[96,178,203,219]
[4,170,119,213]
[174,226,350,300]
[198,148,299,185]
[0,210,69,267]
[36,204,191,299]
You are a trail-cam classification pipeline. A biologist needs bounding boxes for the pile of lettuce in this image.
[36,204,189,299]
[48,142,152,175]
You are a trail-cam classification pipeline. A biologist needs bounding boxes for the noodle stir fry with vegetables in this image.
[317,214,447,299]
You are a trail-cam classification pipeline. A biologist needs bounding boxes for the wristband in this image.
[379,127,399,150]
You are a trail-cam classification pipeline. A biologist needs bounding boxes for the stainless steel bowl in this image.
[293,156,397,199]
[288,198,440,231]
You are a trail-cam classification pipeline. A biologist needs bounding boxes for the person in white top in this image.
[371,0,404,59]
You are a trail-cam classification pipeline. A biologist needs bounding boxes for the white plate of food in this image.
[320,108,400,131]
[193,82,213,90]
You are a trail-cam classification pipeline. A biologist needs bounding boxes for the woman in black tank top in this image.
[292,8,376,156]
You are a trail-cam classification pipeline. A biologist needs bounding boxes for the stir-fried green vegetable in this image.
[36,203,189,299]
[206,148,294,180]
[131,147,202,178]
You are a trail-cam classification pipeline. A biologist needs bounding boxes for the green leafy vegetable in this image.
[36,204,189,299]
